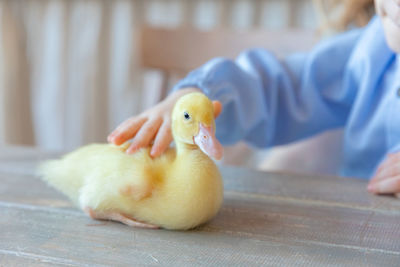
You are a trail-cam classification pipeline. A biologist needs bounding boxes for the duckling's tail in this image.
[38,158,82,204]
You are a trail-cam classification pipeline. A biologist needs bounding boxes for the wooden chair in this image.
[139,26,317,101]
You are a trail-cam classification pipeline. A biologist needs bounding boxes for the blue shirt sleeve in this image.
[172,29,363,148]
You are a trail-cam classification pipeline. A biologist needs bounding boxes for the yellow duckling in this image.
[39,92,224,230]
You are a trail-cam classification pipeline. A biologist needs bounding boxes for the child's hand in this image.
[368,152,400,194]
[108,88,222,157]
[376,0,400,27]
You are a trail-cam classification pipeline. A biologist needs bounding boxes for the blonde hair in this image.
[313,0,375,34]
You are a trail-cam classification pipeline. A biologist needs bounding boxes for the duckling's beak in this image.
[193,123,223,160]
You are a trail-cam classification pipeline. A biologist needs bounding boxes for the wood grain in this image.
[1,205,400,266]
[0,250,80,267]
[222,167,400,212]
[1,147,400,266]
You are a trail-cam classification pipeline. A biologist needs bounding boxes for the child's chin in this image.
[382,18,400,53]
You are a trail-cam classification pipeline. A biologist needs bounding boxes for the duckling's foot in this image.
[84,207,159,229]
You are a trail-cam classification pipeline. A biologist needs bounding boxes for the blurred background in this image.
[0,0,373,174]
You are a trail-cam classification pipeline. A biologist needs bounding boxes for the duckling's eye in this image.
[184,112,191,120]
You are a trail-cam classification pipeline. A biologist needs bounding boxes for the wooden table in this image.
[1,146,400,266]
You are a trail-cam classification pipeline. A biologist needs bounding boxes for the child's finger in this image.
[126,118,162,154]
[109,117,147,145]
[150,122,173,157]
[371,153,400,180]
[372,153,398,175]
[213,101,222,118]
[370,161,400,184]
[368,175,400,194]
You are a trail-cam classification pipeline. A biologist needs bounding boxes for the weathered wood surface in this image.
[1,146,400,266]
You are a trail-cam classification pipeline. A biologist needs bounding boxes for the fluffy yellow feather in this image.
[39,92,224,230]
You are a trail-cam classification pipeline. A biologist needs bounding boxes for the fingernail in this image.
[126,145,138,154]
[108,133,117,142]
[367,184,376,192]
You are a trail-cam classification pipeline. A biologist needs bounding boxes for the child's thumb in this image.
[212,101,222,118]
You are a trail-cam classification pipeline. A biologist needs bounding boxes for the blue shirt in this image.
[173,17,400,179]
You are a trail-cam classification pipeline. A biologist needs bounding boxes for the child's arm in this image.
[172,26,365,148]
[363,0,400,194]
[108,88,222,157]
[368,152,400,194]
